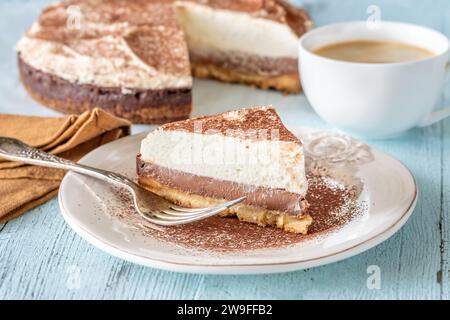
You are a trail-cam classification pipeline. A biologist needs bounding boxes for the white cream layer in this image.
[16,35,192,91]
[140,129,307,196]
[174,1,299,58]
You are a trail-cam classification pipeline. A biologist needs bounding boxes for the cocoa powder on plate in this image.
[110,173,365,252]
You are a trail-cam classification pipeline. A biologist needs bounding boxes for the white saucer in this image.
[59,127,417,274]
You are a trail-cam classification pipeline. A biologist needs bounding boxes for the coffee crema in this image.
[313,40,435,63]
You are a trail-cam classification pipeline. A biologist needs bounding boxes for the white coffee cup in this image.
[298,21,450,139]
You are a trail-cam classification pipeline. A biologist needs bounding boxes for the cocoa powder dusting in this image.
[109,172,366,252]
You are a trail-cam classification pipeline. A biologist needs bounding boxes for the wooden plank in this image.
[437,7,450,300]
[0,0,448,299]
[442,118,450,300]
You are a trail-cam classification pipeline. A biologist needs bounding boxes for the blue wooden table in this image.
[0,0,449,299]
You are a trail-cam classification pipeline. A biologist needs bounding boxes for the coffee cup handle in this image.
[418,62,450,127]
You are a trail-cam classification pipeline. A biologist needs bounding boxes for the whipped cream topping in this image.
[174,1,300,58]
[17,36,192,90]
[16,1,192,90]
[141,129,307,195]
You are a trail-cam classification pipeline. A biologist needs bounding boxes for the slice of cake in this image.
[136,106,312,234]
[16,0,192,124]
[174,0,312,93]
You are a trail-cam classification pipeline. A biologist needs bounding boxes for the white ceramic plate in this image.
[59,127,417,274]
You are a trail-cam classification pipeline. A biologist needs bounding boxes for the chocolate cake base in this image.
[18,56,192,124]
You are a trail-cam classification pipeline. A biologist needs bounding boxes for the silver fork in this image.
[0,137,246,226]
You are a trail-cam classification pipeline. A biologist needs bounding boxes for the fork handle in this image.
[0,137,136,189]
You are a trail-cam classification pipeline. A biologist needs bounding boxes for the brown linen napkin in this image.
[0,108,131,223]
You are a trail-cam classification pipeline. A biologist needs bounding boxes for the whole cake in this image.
[137,106,312,234]
[16,0,311,124]
[17,0,193,124]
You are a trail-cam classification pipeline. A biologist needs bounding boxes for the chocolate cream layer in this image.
[19,57,192,120]
[189,50,298,77]
[136,155,309,217]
